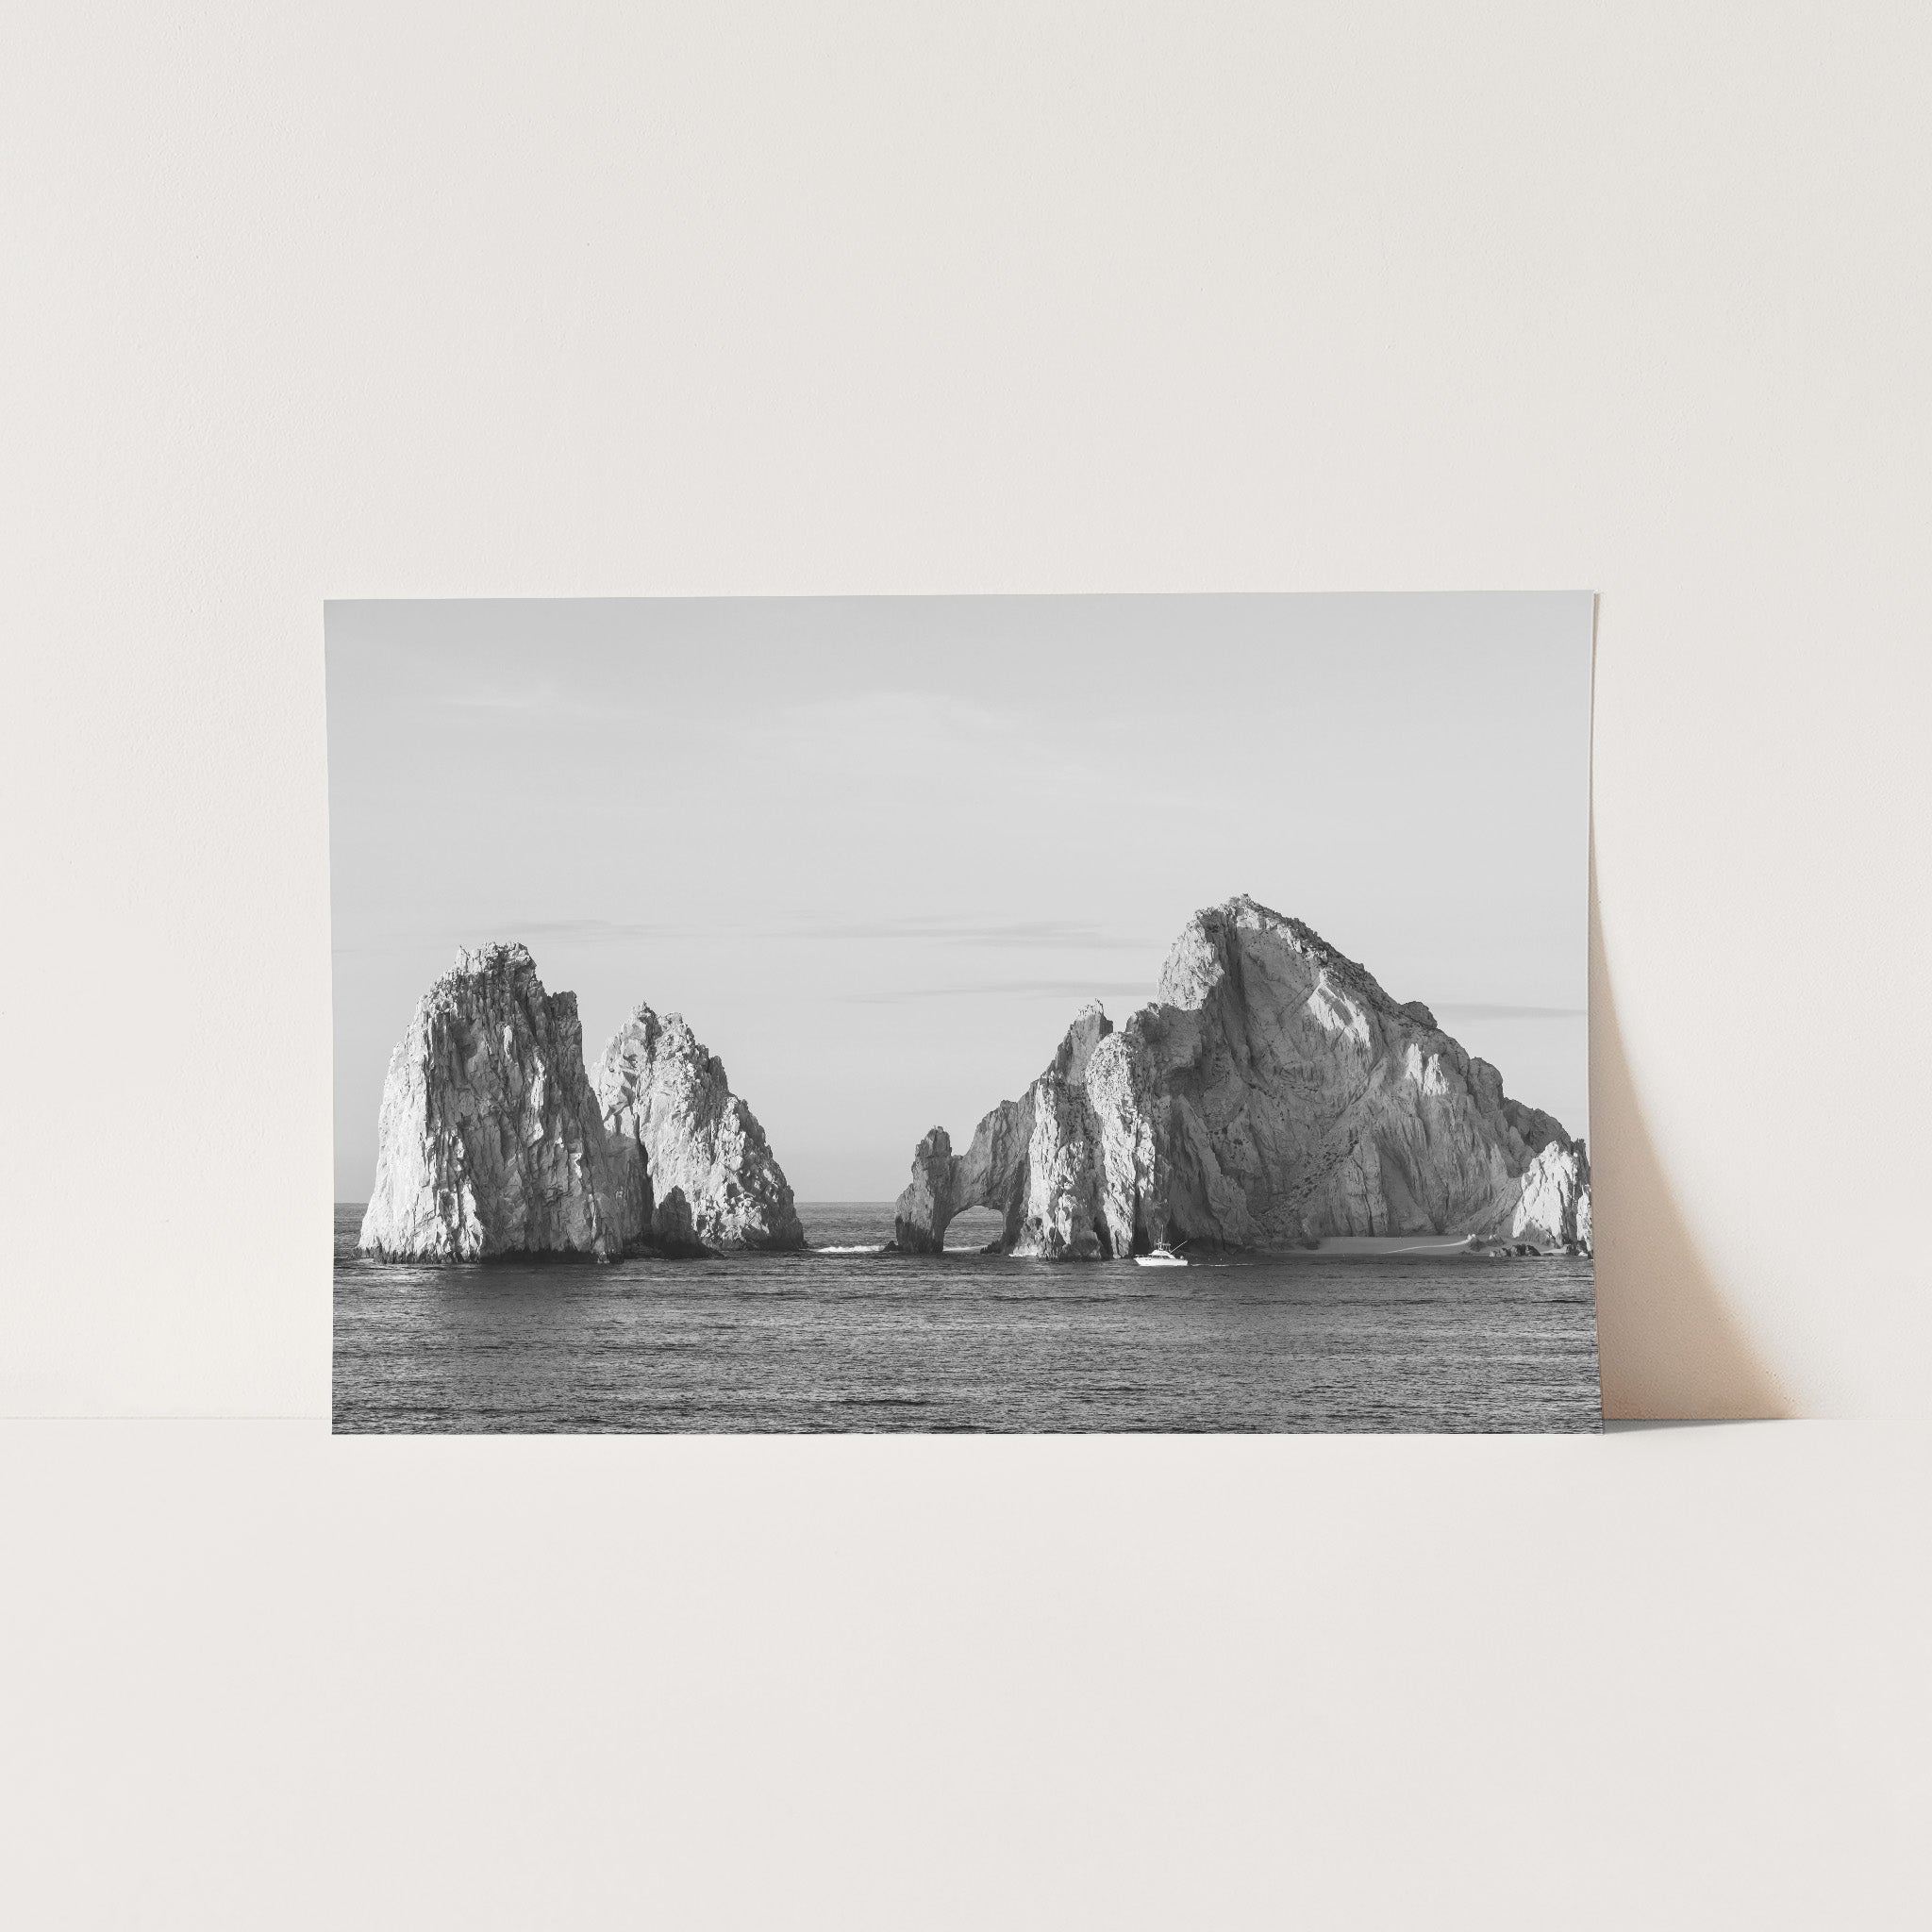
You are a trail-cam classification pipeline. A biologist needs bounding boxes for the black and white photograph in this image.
[20,3,1932,1921]
[330,592,1596,1431]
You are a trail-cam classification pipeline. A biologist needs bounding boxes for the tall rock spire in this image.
[592,1004,805,1252]
[358,943,646,1262]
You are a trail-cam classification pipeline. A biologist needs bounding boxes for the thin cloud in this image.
[430,686,651,724]
[500,918,693,941]
[803,916,1147,950]
[330,917,695,956]
[839,978,1158,1005]
[1432,1003,1586,1020]
[332,915,1157,958]
[838,989,1581,1015]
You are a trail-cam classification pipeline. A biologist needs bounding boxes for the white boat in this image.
[1135,1242,1188,1268]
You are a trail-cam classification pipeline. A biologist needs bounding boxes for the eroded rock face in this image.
[592,1004,805,1252]
[649,1186,710,1259]
[892,1002,1119,1258]
[893,898,1591,1257]
[358,943,645,1262]
[1512,1140,1591,1250]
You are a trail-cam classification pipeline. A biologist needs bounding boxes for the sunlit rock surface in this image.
[592,1004,805,1252]
[358,943,645,1262]
[894,897,1591,1257]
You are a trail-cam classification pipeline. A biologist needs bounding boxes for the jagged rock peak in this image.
[1051,1000,1114,1086]
[1158,893,1405,1016]
[442,937,538,981]
[593,1001,805,1252]
[358,942,646,1263]
[894,896,1591,1257]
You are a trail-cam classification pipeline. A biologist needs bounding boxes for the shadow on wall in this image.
[1591,843,1791,1419]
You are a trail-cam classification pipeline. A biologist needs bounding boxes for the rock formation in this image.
[893,896,1591,1257]
[647,1186,712,1259]
[591,1004,805,1251]
[358,943,646,1262]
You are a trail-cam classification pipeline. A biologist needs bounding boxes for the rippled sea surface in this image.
[333,1202,1601,1433]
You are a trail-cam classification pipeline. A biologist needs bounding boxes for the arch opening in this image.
[944,1205,1006,1253]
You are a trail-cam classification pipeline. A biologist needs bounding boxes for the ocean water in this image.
[333,1202,1601,1433]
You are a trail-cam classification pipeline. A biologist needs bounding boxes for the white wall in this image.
[2,7,1925,1415]
[1,1418,1924,1929]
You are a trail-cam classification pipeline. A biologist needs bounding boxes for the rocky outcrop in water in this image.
[358,947,806,1263]
[358,943,646,1262]
[893,896,1591,1257]
[647,1185,712,1259]
[591,1004,805,1252]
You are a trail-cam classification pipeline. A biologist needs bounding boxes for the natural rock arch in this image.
[894,1003,1125,1258]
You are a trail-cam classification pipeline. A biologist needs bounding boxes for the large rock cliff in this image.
[591,1004,806,1252]
[358,944,646,1262]
[893,896,1591,1257]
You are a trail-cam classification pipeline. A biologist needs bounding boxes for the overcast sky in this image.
[328,593,1591,1202]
